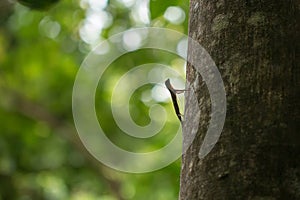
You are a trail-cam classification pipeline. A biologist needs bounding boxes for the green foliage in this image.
[0,0,188,199]
[150,0,189,33]
[150,0,187,19]
[18,0,60,10]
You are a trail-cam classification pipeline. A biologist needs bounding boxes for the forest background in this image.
[0,0,189,199]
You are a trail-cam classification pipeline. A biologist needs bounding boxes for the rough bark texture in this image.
[180,0,300,199]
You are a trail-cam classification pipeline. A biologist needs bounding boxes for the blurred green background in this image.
[0,0,188,199]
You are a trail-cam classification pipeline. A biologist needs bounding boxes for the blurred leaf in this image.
[150,0,189,33]
[150,0,176,19]
[150,0,189,19]
[17,0,60,10]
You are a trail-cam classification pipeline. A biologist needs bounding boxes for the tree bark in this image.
[180,0,300,199]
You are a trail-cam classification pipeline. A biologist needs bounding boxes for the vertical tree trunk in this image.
[180,0,299,199]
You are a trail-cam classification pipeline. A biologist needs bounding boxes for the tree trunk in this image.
[180,0,300,199]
